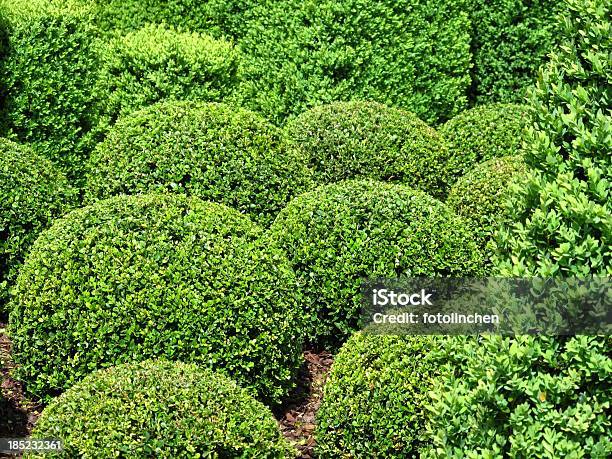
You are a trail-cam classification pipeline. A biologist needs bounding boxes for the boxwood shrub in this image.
[425,335,612,458]
[0,0,101,183]
[268,180,484,346]
[29,360,296,458]
[238,0,472,124]
[85,100,313,227]
[0,138,75,313]
[317,332,443,458]
[441,104,530,183]
[285,101,452,198]
[97,24,240,128]
[9,194,304,404]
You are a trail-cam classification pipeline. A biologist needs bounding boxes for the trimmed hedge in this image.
[29,360,296,458]
[317,333,443,457]
[285,101,452,198]
[425,336,612,457]
[441,104,530,182]
[0,138,75,313]
[268,180,484,346]
[85,100,313,226]
[0,0,101,183]
[469,0,563,104]
[97,24,240,127]
[9,194,304,404]
[238,0,472,124]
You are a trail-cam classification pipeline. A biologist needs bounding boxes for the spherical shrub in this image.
[238,0,472,124]
[285,101,452,198]
[268,180,484,346]
[317,332,443,457]
[9,194,304,404]
[0,138,75,313]
[30,360,296,458]
[441,104,531,182]
[425,335,612,457]
[0,0,102,183]
[85,100,313,227]
[97,24,240,127]
[446,156,528,258]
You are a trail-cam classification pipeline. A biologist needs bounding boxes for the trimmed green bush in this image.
[446,156,528,261]
[285,101,452,198]
[317,333,443,457]
[0,0,101,183]
[238,0,472,124]
[268,180,484,346]
[468,0,563,104]
[441,104,531,182]
[97,24,240,127]
[425,335,612,458]
[30,360,296,458]
[0,138,75,313]
[9,194,304,404]
[85,100,313,226]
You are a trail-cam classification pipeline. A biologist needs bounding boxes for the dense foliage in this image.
[97,24,240,127]
[441,104,530,182]
[268,180,484,346]
[0,138,75,312]
[9,194,304,404]
[285,101,452,198]
[468,0,563,103]
[85,100,313,226]
[0,0,101,183]
[238,0,472,124]
[30,360,296,458]
[317,333,443,457]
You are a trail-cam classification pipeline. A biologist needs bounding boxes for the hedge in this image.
[0,0,101,184]
[268,180,484,346]
[9,194,304,404]
[238,0,472,124]
[285,101,452,198]
[425,336,612,457]
[468,0,563,104]
[317,333,443,457]
[441,104,530,183]
[29,360,296,458]
[85,101,313,226]
[97,24,240,128]
[0,138,75,313]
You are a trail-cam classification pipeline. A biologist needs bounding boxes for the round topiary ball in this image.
[317,332,443,457]
[285,101,453,198]
[85,101,314,226]
[30,360,297,458]
[9,193,304,404]
[268,180,485,347]
[441,104,530,182]
[0,138,75,313]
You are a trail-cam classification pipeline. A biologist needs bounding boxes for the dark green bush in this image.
[285,101,452,198]
[30,360,296,458]
[268,180,484,346]
[0,0,101,183]
[85,100,313,226]
[97,24,240,127]
[425,335,612,458]
[446,156,528,261]
[0,138,75,313]
[238,0,472,124]
[468,0,563,104]
[317,333,443,458]
[9,194,304,404]
[441,104,530,182]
